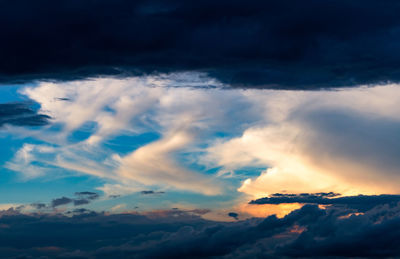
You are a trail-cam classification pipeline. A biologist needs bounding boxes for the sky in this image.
[2,0,400,258]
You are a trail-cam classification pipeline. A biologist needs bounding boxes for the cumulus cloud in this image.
[1,1,400,89]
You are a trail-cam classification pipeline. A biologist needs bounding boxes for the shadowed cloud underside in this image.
[1,0,400,88]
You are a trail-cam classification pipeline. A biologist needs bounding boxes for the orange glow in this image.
[338,212,364,219]
[239,203,303,218]
[290,224,306,234]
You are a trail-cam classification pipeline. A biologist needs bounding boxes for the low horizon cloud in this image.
[1,196,400,258]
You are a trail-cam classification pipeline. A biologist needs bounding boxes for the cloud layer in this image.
[1,200,400,258]
[1,0,400,88]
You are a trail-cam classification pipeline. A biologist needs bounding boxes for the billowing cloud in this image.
[1,1,400,88]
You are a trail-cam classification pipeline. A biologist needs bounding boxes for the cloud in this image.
[1,1,400,88]
[250,193,400,212]
[30,203,47,210]
[50,192,100,208]
[74,191,100,200]
[0,102,50,128]
[228,212,239,220]
[117,128,222,195]
[140,190,165,195]
[1,203,400,258]
[51,197,72,207]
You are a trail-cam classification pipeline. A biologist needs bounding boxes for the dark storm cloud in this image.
[1,0,400,89]
[0,102,50,127]
[1,203,400,258]
[250,193,400,212]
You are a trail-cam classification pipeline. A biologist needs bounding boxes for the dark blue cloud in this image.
[1,0,400,88]
[0,102,50,127]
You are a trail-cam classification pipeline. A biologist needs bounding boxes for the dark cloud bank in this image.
[2,194,400,258]
[2,0,400,89]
